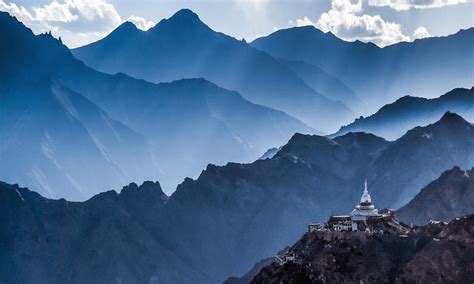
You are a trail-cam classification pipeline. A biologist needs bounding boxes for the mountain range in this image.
[334,87,474,140]
[397,166,474,225]
[252,25,474,114]
[72,9,354,132]
[0,113,472,283]
[0,11,312,198]
[1,7,474,284]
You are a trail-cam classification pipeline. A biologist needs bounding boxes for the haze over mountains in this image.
[334,87,474,140]
[72,9,354,133]
[1,6,473,283]
[0,11,315,198]
[252,25,474,113]
[1,112,471,283]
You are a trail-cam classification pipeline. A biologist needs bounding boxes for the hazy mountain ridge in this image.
[252,26,474,112]
[397,166,474,225]
[73,9,354,132]
[0,11,313,197]
[334,87,474,140]
[0,76,157,199]
[0,113,471,283]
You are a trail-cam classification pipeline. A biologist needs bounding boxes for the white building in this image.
[308,180,391,233]
[351,180,379,222]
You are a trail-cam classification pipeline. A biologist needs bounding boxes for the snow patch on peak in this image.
[15,188,25,201]
[422,133,432,139]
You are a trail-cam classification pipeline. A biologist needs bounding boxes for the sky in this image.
[1,0,473,48]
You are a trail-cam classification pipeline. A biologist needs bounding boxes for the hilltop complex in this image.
[308,181,409,233]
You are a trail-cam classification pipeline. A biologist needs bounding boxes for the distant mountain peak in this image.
[439,111,468,124]
[109,21,139,37]
[120,181,168,200]
[172,8,200,20]
[157,8,205,28]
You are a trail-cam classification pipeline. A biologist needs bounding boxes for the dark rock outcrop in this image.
[251,215,474,283]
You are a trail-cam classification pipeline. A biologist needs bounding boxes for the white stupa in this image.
[351,180,378,221]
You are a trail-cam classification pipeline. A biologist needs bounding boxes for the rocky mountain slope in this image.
[0,181,196,283]
[397,166,474,225]
[72,9,354,132]
[252,26,474,113]
[334,87,474,140]
[0,11,312,197]
[251,214,474,283]
[0,113,471,283]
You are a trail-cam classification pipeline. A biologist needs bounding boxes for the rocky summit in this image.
[251,214,474,283]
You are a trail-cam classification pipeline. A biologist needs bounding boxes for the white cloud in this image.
[0,0,152,47]
[289,0,411,47]
[412,26,430,39]
[126,15,154,31]
[33,1,78,23]
[368,0,472,11]
[288,16,315,27]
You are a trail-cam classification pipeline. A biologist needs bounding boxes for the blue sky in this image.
[2,0,473,48]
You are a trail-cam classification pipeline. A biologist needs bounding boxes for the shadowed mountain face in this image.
[0,181,191,284]
[0,114,471,283]
[251,215,474,283]
[72,9,354,133]
[369,112,474,207]
[0,12,313,198]
[397,166,474,225]
[252,26,474,113]
[0,79,157,200]
[334,87,474,140]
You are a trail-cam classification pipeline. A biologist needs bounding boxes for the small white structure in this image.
[308,223,324,232]
[333,220,352,231]
[307,180,403,234]
[351,180,379,221]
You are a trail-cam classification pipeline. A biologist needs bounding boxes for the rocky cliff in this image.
[252,215,474,283]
